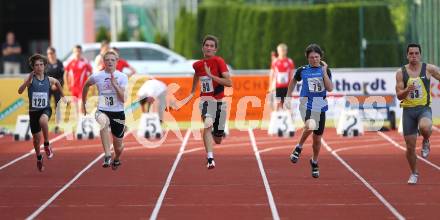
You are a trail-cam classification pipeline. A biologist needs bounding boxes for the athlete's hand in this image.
[61,96,70,105]
[204,62,212,78]
[321,61,328,73]
[407,84,416,93]
[110,72,117,85]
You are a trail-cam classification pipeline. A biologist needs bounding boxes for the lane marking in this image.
[322,139,405,220]
[149,129,191,220]
[0,132,69,171]
[26,131,133,219]
[248,128,280,220]
[26,152,105,220]
[378,131,440,170]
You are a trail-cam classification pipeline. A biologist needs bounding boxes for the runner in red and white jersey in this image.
[64,45,92,113]
[181,35,232,169]
[269,43,295,110]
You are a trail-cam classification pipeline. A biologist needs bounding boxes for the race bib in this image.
[104,94,116,107]
[200,76,214,93]
[32,92,48,108]
[307,77,324,93]
[276,72,289,84]
[409,80,423,100]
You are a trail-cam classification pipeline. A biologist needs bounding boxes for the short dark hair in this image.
[407,43,421,54]
[202,35,219,48]
[28,53,48,69]
[305,43,324,58]
[47,46,56,53]
[74,45,82,50]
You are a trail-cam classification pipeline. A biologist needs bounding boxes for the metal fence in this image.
[409,0,440,65]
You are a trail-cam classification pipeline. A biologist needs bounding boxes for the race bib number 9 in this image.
[32,92,48,108]
[307,77,324,92]
[200,76,214,93]
[277,72,289,84]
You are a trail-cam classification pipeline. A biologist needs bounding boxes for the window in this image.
[117,48,138,60]
[139,48,169,61]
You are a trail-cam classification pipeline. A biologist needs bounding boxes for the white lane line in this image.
[248,128,280,220]
[0,132,69,171]
[25,152,105,220]
[26,131,133,219]
[433,126,440,132]
[377,131,440,171]
[322,139,405,220]
[149,129,191,220]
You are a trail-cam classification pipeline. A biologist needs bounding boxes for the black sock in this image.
[37,154,42,160]
[44,142,49,146]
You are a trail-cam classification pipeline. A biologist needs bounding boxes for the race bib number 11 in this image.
[200,76,214,93]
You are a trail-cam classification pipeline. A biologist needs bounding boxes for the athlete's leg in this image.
[39,114,50,144]
[95,111,112,157]
[404,135,418,174]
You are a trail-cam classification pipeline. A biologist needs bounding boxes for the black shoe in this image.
[206,158,215,169]
[290,146,302,163]
[111,160,121,170]
[37,155,44,172]
[102,155,112,168]
[310,159,319,178]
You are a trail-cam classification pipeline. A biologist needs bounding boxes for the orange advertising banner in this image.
[153,75,272,122]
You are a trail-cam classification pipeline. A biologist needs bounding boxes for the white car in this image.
[63,41,196,76]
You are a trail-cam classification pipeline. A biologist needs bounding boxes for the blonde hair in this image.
[103,50,119,60]
[277,43,288,51]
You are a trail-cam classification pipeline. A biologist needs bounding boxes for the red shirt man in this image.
[192,56,229,100]
[65,46,92,98]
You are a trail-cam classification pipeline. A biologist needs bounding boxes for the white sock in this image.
[311,159,318,164]
[207,152,214,159]
[296,144,303,149]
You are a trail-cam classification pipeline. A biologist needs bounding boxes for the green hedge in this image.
[173,3,399,68]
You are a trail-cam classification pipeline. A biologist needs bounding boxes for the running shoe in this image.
[37,155,44,172]
[207,158,215,169]
[407,173,419,185]
[421,139,430,159]
[44,143,54,159]
[310,159,319,178]
[102,155,112,168]
[111,160,121,170]
[290,146,302,163]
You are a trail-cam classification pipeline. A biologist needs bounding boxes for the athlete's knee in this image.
[305,119,317,131]
[39,115,49,124]
[95,113,110,130]
[204,116,214,128]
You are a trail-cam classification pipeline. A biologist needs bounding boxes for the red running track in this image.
[0,127,439,219]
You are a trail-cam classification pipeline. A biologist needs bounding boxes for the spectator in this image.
[93,40,110,72]
[112,47,136,77]
[64,45,93,115]
[2,31,22,74]
[46,46,65,133]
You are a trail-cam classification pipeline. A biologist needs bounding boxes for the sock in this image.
[37,154,42,160]
[207,152,214,159]
[44,142,49,147]
[311,159,318,164]
[296,144,303,149]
